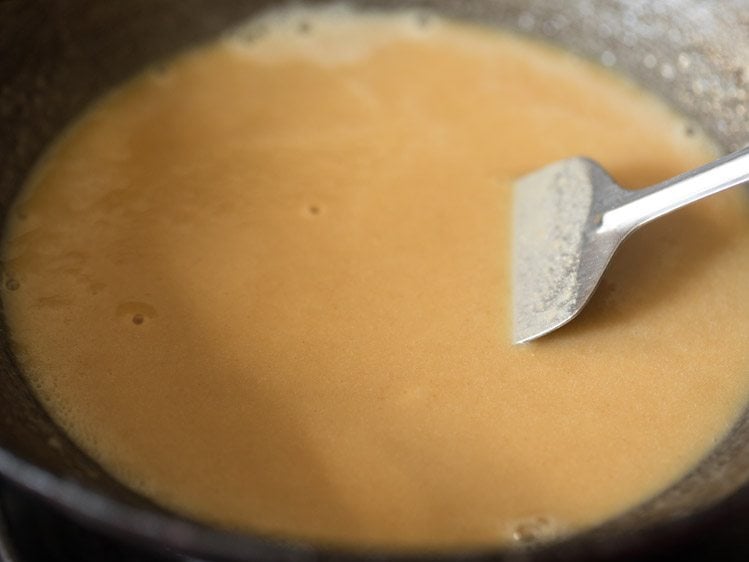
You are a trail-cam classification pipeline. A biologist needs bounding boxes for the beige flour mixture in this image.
[3,5,749,551]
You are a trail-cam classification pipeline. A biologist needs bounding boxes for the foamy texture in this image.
[226,4,438,65]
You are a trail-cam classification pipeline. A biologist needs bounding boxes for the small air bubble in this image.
[660,63,675,81]
[510,516,561,545]
[677,52,691,71]
[5,278,20,291]
[684,124,695,137]
[308,205,321,216]
[643,53,657,69]
[116,301,157,323]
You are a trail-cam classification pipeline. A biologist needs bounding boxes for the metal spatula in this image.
[512,146,749,344]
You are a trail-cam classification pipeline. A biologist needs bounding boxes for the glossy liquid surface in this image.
[4,6,749,550]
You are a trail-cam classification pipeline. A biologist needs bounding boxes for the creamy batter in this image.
[3,5,749,551]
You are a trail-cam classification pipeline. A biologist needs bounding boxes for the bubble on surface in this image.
[509,516,564,545]
[677,52,692,71]
[226,4,438,67]
[660,63,676,81]
[5,278,20,291]
[116,302,157,324]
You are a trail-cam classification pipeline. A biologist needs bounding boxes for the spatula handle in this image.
[602,145,749,234]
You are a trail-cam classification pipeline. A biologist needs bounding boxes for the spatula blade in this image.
[511,157,619,344]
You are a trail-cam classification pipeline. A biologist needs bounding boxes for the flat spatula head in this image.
[511,157,624,344]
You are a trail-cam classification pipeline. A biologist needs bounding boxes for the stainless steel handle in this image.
[600,146,749,234]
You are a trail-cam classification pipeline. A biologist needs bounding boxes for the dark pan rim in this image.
[3,440,749,562]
